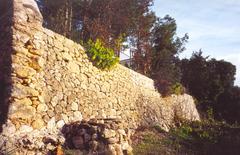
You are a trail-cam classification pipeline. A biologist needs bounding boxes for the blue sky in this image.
[152,0,240,86]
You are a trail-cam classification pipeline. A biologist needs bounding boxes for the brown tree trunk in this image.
[63,0,72,38]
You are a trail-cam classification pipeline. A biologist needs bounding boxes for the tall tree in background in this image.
[130,15,188,95]
[180,51,236,120]
[131,9,156,75]
[38,0,155,56]
[39,0,73,38]
[150,15,188,94]
[181,51,210,103]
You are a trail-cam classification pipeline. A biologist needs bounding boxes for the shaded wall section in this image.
[0,0,13,132]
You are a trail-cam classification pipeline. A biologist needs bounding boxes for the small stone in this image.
[37,104,48,112]
[43,115,50,123]
[9,103,36,120]
[107,144,117,155]
[92,133,98,140]
[12,84,39,99]
[51,96,58,107]
[47,110,55,117]
[1,121,16,136]
[32,118,45,129]
[58,136,66,144]
[30,57,45,71]
[13,64,37,78]
[72,136,84,149]
[18,125,33,133]
[73,150,84,155]
[103,129,116,138]
[56,120,65,129]
[84,133,91,142]
[38,95,45,103]
[61,114,69,123]
[46,143,56,151]
[115,144,123,155]
[107,137,119,144]
[125,145,133,155]
[47,117,56,130]
[109,109,117,117]
[121,142,130,150]
[73,111,83,121]
[29,49,44,56]
[62,52,72,61]
[118,129,126,136]
[67,94,77,103]
[55,105,63,113]
[67,61,80,74]
[14,98,32,106]
[71,102,78,111]
[90,140,98,151]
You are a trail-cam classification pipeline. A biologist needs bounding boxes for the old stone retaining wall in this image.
[0,0,200,153]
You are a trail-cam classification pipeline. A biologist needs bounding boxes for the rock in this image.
[54,40,64,50]
[32,118,45,129]
[47,117,56,130]
[173,94,200,121]
[56,120,65,129]
[13,64,36,78]
[61,114,69,123]
[84,133,91,142]
[109,109,117,117]
[9,103,36,120]
[73,111,83,121]
[51,96,59,107]
[55,105,63,113]
[47,110,55,117]
[90,140,99,151]
[71,102,78,111]
[29,49,44,56]
[62,52,72,61]
[18,125,33,133]
[107,144,117,155]
[121,142,130,150]
[43,115,50,123]
[107,137,119,144]
[14,0,43,24]
[125,146,133,155]
[12,84,39,99]
[67,61,80,74]
[13,98,32,106]
[103,129,116,138]
[115,144,124,155]
[1,121,16,136]
[31,57,44,70]
[118,129,126,136]
[37,104,48,112]
[46,143,56,151]
[67,94,77,103]
[38,95,44,103]
[72,136,84,149]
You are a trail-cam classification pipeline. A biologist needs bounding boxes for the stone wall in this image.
[0,0,200,154]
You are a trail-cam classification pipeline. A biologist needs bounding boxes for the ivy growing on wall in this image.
[85,39,119,70]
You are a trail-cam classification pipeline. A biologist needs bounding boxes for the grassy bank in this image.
[132,121,240,155]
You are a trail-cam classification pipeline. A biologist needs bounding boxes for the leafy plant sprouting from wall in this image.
[85,39,119,70]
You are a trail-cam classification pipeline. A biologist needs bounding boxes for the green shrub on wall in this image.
[85,39,119,70]
[171,83,185,95]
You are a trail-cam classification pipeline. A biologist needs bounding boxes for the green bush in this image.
[85,39,119,70]
[171,82,185,95]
